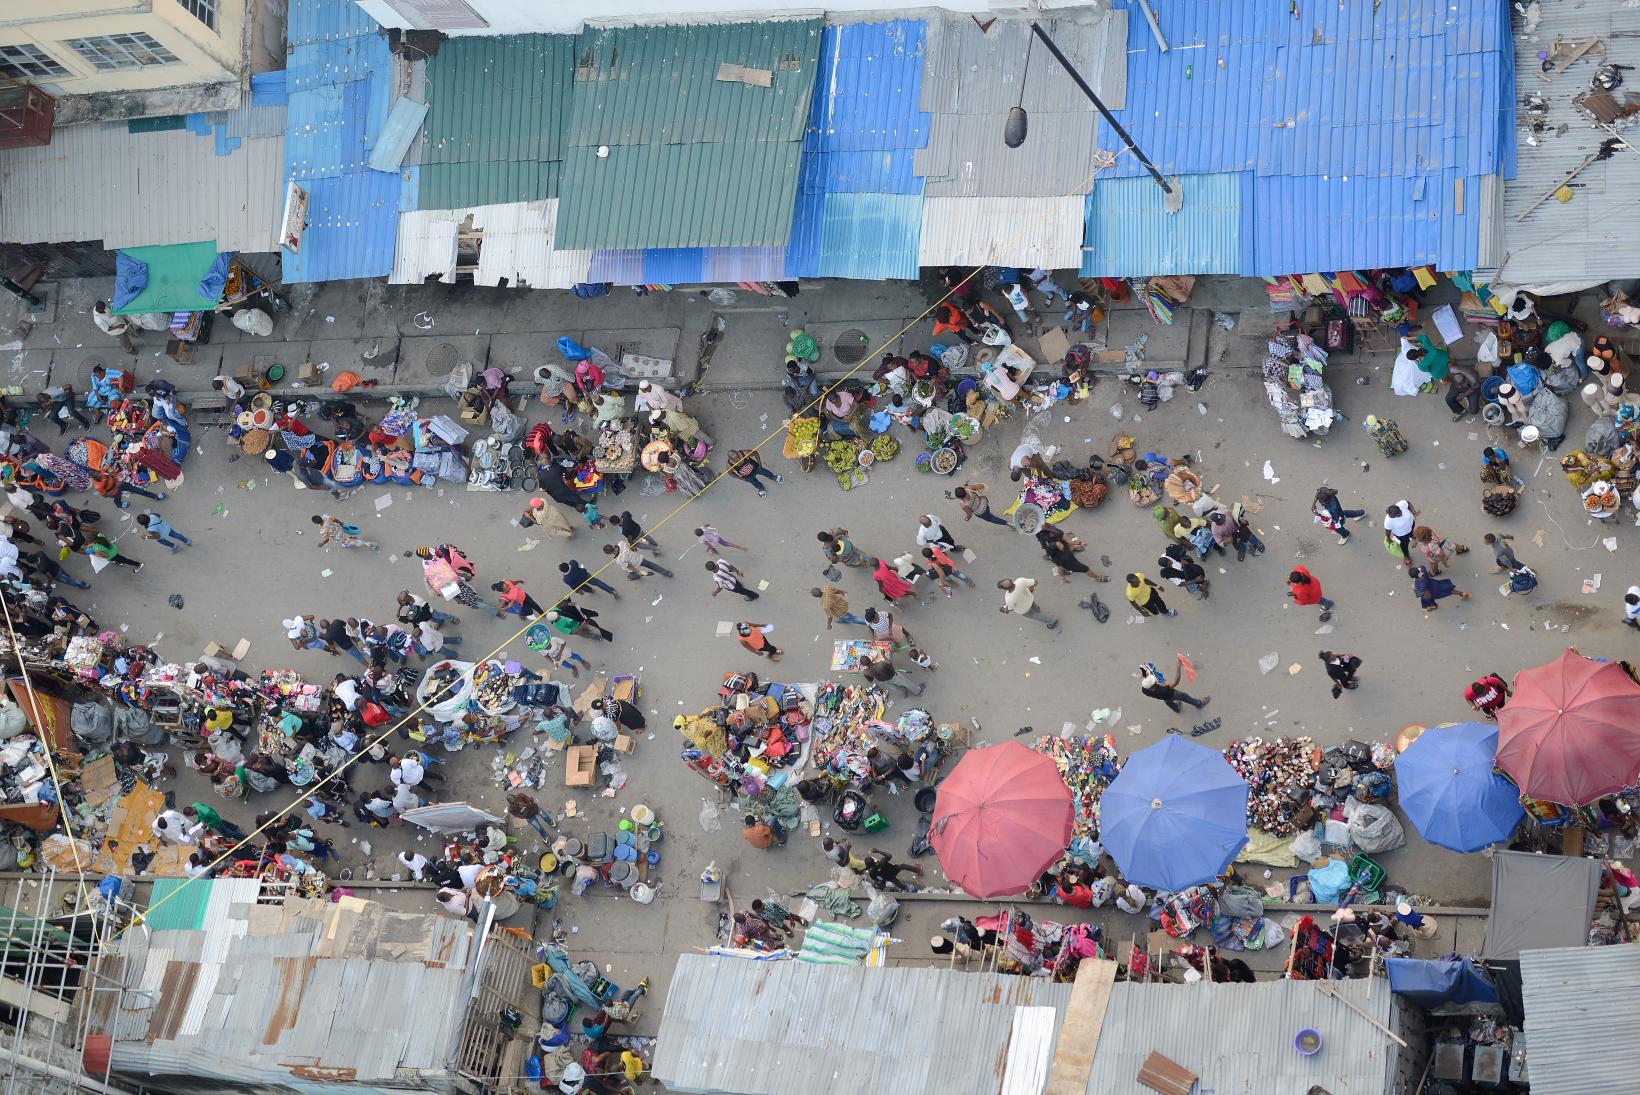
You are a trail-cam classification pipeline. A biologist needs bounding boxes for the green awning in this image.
[111,241,224,315]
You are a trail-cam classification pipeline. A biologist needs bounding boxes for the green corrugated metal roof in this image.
[556,20,821,249]
[143,879,210,932]
[566,20,822,147]
[558,143,802,249]
[418,33,574,209]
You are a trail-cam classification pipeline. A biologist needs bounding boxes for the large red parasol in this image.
[1495,648,1640,805]
[929,741,1073,898]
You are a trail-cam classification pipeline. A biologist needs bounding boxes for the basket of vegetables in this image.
[949,414,981,444]
[823,440,862,475]
[869,433,899,462]
[783,416,821,460]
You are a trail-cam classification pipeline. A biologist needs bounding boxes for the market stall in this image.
[110,241,285,363]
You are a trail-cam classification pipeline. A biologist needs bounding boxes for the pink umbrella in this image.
[1496,648,1640,805]
[930,741,1073,898]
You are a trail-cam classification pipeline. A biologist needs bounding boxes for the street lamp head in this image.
[1004,106,1029,149]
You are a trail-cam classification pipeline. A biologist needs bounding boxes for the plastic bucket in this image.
[647,824,664,844]
[618,818,634,832]
[646,849,661,866]
[631,804,655,825]
[630,882,656,904]
[1294,1029,1322,1056]
[615,830,634,846]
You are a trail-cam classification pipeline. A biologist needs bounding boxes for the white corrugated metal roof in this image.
[1520,944,1640,1095]
[1084,977,1407,1094]
[918,194,1085,269]
[391,200,591,288]
[653,954,1074,1095]
[1499,0,1640,283]
[0,121,284,253]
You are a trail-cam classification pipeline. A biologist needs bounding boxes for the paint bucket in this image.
[615,830,634,846]
[631,804,655,826]
[646,849,661,866]
[647,824,664,844]
[1294,1029,1322,1056]
[538,853,559,874]
[629,882,656,904]
[608,862,636,886]
[618,818,634,832]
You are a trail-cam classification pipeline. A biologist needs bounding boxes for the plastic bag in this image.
[865,886,899,928]
[707,288,738,306]
[1348,802,1406,853]
[1476,330,1500,364]
[1290,829,1322,861]
[698,798,722,833]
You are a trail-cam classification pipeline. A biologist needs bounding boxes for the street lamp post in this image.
[1006,21,1173,197]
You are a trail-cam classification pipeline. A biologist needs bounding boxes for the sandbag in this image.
[0,703,28,742]
[71,702,113,746]
[1527,386,1569,440]
[113,706,163,745]
[1218,888,1265,919]
[1585,416,1621,457]
[1348,802,1407,854]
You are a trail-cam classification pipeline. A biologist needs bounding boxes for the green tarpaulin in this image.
[111,241,223,315]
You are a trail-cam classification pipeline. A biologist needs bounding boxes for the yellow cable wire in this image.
[128,168,1106,925]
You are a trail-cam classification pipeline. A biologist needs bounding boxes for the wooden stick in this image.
[1517,151,1602,221]
[1317,981,1408,1047]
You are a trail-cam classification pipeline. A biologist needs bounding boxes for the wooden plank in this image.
[1553,35,1601,73]
[1044,958,1118,1095]
[1316,981,1408,1047]
[1136,1051,1197,1095]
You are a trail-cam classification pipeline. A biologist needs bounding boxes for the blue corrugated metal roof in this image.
[805,21,929,156]
[287,0,379,47]
[1097,0,1513,274]
[788,191,921,281]
[283,171,400,283]
[251,70,288,106]
[587,250,644,285]
[1082,173,1242,278]
[284,0,400,283]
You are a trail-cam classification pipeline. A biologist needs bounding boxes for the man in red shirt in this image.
[1287,567,1335,622]
[1465,674,1511,719]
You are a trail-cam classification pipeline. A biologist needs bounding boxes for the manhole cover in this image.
[425,342,458,378]
[833,329,871,366]
[81,356,104,374]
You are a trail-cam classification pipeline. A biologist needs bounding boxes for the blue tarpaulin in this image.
[1386,956,1498,1008]
[112,253,149,310]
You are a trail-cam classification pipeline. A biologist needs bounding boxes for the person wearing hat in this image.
[734,622,782,661]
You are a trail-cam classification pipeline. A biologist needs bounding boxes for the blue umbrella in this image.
[1395,722,1525,852]
[1102,735,1249,892]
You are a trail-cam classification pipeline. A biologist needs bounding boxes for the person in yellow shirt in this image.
[620,1048,646,1084]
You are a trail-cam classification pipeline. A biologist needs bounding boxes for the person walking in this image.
[1287,566,1334,622]
[506,791,555,841]
[921,544,974,594]
[603,539,673,580]
[616,511,659,551]
[818,528,870,570]
[398,590,458,627]
[998,577,1058,628]
[1157,544,1209,599]
[1038,527,1107,582]
[725,449,782,496]
[1485,533,1521,572]
[811,585,868,629]
[136,512,192,552]
[915,514,962,553]
[1231,504,1266,560]
[86,533,141,572]
[1410,565,1469,610]
[707,559,759,601]
[1312,486,1366,544]
[320,617,368,664]
[492,578,545,618]
[1384,500,1419,567]
[1124,573,1175,618]
[861,653,924,697]
[862,607,915,649]
[1627,587,1640,630]
[1319,651,1362,698]
[560,558,619,598]
[694,525,745,555]
[734,622,782,661]
[871,557,916,605]
[547,599,612,642]
[541,633,591,678]
[953,482,1011,527]
[1139,663,1209,713]
[36,385,90,434]
[312,514,377,550]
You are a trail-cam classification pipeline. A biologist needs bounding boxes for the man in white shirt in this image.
[915,514,960,552]
[152,809,201,845]
[997,577,1057,629]
[212,374,246,401]
[398,850,430,881]
[391,782,423,814]
[390,753,425,788]
[1383,500,1418,566]
[333,675,361,711]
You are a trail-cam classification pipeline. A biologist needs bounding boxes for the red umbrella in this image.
[1496,648,1640,805]
[930,741,1073,898]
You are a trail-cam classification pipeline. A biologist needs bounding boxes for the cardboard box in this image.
[232,638,252,660]
[1037,326,1071,364]
[203,641,226,659]
[1096,350,1127,365]
[296,362,318,380]
[565,746,596,787]
[613,734,635,754]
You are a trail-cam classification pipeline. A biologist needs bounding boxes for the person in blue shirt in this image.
[84,364,126,409]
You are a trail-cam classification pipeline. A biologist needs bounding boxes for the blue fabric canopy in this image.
[1101,734,1249,892]
[1395,723,1525,853]
[1386,956,1498,1008]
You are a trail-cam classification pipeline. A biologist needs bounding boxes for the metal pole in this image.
[1029,22,1173,194]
